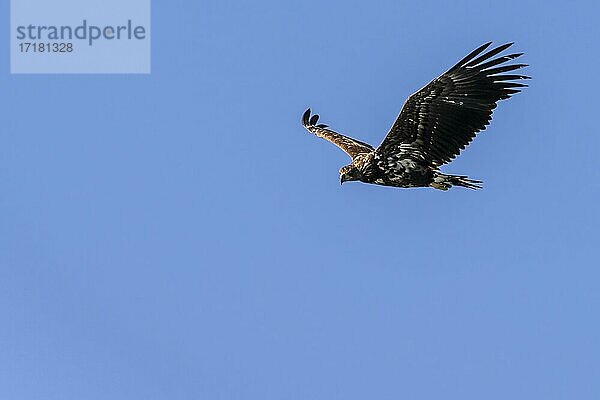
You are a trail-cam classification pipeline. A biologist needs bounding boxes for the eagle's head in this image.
[339,164,361,185]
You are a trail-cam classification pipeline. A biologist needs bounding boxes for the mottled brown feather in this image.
[302,108,374,159]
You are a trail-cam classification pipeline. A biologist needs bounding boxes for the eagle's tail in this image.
[431,173,483,191]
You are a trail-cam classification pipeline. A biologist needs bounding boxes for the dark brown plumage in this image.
[301,42,529,190]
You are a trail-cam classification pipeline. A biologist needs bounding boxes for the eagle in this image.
[301,42,529,190]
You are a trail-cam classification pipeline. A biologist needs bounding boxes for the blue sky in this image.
[1,0,599,399]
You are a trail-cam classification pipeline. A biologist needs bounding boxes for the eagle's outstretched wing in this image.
[376,42,529,167]
[302,108,374,160]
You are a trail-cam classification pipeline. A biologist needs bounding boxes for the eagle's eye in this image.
[340,166,358,184]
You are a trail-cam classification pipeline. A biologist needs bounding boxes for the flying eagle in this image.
[301,42,529,190]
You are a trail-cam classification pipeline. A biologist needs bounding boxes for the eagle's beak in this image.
[340,175,346,185]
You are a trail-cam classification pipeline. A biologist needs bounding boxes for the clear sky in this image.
[1,0,599,399]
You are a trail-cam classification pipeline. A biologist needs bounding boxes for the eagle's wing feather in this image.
[376,42,529,167]
[302,109,374,160]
